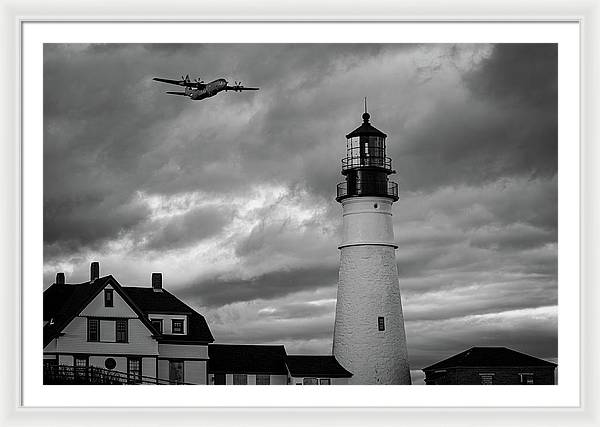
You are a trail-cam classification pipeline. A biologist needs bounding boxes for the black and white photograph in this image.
[42,43,559,386]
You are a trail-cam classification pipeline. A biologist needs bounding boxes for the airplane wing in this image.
[165,91,189,96]
[153,77,202,88]
[224,86,260,92]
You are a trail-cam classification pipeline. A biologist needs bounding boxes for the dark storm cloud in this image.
[143,206,232,251]
[213,315,335,345]
[178,265,338,307]
[43,192,149,252]
[392,44,557,191]
[402,280,558,322]
[466,44,558,107]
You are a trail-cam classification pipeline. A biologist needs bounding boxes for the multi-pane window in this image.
[151,319,163,334]
[104,289,113,307]
[128,358,141,384]
[378,316,385,331]
[87,318,99,342]
[479,373,494,385]
[172,319,184,334]
[319,378,331,385]
[74,356,88,381]
[116,319,128,343]
[255,374,270,385]
[74,356,88,368]
[303,377,318,385]
[233,374,248,385]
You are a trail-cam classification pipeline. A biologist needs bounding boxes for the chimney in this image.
[90,262,99,282]
[56,272,65,285]
[152,273,162,292]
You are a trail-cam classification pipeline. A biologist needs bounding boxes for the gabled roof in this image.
[208,344,288,375]
[43,275,214,347]
[286,355,352,378]
[422,347,558,371]
[122,287,213,343]
[44,276,114,346]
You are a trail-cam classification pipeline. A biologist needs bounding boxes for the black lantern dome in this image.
[336,105,398,202]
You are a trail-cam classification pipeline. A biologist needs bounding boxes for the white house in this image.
[44,262,352,385]
[43,262,214,384]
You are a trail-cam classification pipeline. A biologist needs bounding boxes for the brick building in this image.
[422,346,557,385]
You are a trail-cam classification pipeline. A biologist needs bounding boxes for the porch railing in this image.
[43,364,191,385]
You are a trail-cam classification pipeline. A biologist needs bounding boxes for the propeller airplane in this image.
[153,75,259,101]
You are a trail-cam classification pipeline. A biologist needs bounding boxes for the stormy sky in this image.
[43,44,558,383]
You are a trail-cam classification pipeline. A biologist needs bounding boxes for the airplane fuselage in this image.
[185,78,228,100]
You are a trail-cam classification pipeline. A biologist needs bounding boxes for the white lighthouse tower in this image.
[332,105,411,385]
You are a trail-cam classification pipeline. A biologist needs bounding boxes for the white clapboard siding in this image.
[44,339,57,352]
[80,284,137,317]
[158,343,208,359]
[184,360,207,384]
[99,320,116,342]
[89,355,128,373]
[157,359,169,382]
[142,357,157,379]
[56,316,158,355]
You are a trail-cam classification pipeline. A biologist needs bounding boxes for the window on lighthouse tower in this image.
[378,317,385,331]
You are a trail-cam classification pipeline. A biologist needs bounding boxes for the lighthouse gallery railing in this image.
[336,180,398,201]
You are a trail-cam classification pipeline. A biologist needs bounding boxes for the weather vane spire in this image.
[364,97,368,114]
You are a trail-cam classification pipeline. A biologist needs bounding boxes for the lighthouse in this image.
[332,104,411,385]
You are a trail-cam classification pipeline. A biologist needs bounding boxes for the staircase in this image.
[43,364,189,385]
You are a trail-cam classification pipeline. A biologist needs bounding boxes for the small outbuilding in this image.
[286,355,353,385]
[422,346,557,385]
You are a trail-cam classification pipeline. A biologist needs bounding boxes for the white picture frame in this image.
[2,0,599,425]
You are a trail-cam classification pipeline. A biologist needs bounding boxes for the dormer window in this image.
[104,289,114,307]
[151,319,163,334]
[172,319,184,334]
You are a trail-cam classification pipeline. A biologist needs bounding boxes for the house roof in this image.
[121,287,214,343]
[43,276,112,346]
[285,355,353,378]
[43,275,214,346]
[208,344,288,375]
[422,347,558,371]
